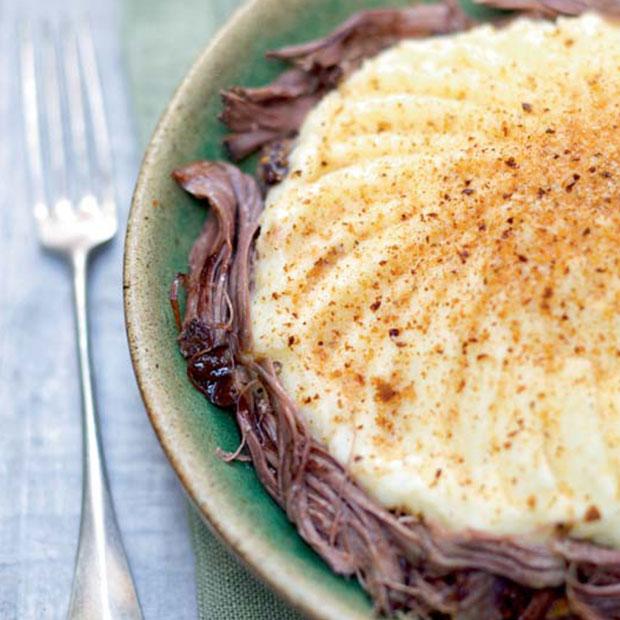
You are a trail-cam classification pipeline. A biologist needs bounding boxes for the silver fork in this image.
[20,20,143,620]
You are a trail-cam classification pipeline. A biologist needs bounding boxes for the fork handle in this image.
[67,250,143,620]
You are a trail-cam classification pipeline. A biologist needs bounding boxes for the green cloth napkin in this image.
[123,1,305,617]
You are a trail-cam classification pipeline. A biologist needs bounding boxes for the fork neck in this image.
[70,249,100,464]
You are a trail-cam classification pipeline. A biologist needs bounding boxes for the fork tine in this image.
[19,18,118,257]
[42,21,71,217]
[77,23,116,214]
[61,23,91,205]
[19,20,48,220]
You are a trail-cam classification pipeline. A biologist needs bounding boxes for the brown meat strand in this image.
[475,0,620,17]
[172,161,263,404]
[221,0,620,165]
[220,0,471,161]
[171,161,620,618]
[258,139,292,187]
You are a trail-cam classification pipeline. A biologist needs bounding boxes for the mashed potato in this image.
[251,14,620,547]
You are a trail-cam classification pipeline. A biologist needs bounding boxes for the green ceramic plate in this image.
[124,0,499,617]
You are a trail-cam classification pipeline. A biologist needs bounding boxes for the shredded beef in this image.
[221,0,620,164]
[171,161,620,619]
[475,0,620,16]
[171,2,620,617]
[220,0,471,161]
[258,139,292,187]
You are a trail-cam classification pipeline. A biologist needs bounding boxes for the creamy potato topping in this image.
[251,14,620,547]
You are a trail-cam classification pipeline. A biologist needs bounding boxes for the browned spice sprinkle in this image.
[373,378,398,403]
[521,102,533,112]
[505,157,518,168]
[565,173,581,192]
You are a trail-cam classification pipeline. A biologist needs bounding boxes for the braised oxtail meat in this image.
[258,139,292,187]
[171,1,620,617]
[220,0,471,160]
[171,159,620,619]
[475,0,620,16]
